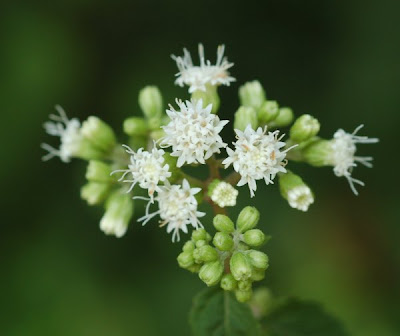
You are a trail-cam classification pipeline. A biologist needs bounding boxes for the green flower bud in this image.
[199,261,223,286]
[85,160,113,183]
[213,214,235,233]
[251,268,266,281]
[237,206,260,233]
[279,171,314,211]
[242,229,265,247]
[302,139,332,167]
[247,250,269,270]
[81,182,111,205]
[177,251,195,269]
[230,252,253,281]
[187,264,202,273]
[73,139,106,161]
[81,116,117,153]
[123,117,149,136]
[138,86,163,119]
[220,274,237,291]
[195,240,207,248]
[147,117,162,131]
[273,107,294,127]
[258,100,279,123]
[206,232,212,243]
[192,228,208,242]
[234,106,258,131]
[100,191,133,238]
[239,80,266,110]
[150,129,165,142]
[238,280,252,291]
[213,232,234,251]
[237,242,250,251]
[192,85,220,114]
[198,245,219,262]
[182,240,196,252]
[290,114,320,143]
[235,289,253,303]
[192,248,202,264]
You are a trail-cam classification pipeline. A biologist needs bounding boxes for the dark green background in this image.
[1,0,399,335]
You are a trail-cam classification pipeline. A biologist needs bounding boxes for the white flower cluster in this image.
[287,186,314,212]
[210,182,238,208]
[223,125,293,197]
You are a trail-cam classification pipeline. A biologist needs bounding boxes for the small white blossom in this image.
[161,99,229,167]
[41,105,82,163]
[112,145,171,200]
[330,125,379,195]
[287,186,314,212]
[210,182,238,208]
[138,179,205,242]
[172,44,235,93]
[223,125,295,197]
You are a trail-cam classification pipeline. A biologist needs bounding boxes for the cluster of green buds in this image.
[177,206,270,302]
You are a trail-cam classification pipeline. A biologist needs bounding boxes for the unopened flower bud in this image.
[198,245,219,262]
[138,86,163,119]
[301,139,332,167]
[123,117,149,136]
[199,261,223,286]
[183,240,196,252]
[213,232,234,251]
[81,116,116,153]
[177,251,195,269]
[238,280,252,291]
[81,182,110,205]
[273,107,294,127]
[239,80,266,110]
[85,160,113,183]
[279,171,314,212]
[237,206,260,233]
[242,229,265,247]
[192,85,220,114]
[195,240,207,248]
[235,289,253,303]
[192,248,202,264]
[100,191,133,238]
[192,228,208,242]
[234,106,258,131]
[187,264,201,273]
[290,114,320,143]
[230,252,252,281]
[258,100,279,123]
[247,250,269,270]
[213,214,235,233]
[220,274,237,291]
[251,268,266,281]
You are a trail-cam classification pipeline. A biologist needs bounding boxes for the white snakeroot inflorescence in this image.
[161,99,229,167]
[138,179,205,242]
[41,105,82,163]
[223,125,294,198]
[113,145,171,200]
[330,125,379,195]
[172,44,235,93]
[210,182,239,208]
[287,186,314,212]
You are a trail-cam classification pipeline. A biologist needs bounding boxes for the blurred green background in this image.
[1,0,399,335]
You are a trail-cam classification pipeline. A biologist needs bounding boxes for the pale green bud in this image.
[258,100,279,123]
[198,245,219,262]
[238,280,252,291]
[100,191,133,238]
[147,117,162,131]
[235,289,253,303]
[177,251,194,269]
[138,86,163,119]
[192,85,220,114]
[192,228,208,242]
[195,240,207,248]
[123,117,149,136]
[192,248,202,264]
[237,206,260,233]
[183,240,196,252]
[85,160,113,183]
[74,139,106,161]
[81,182,111,205]
[239,80,266,110]
[220,274,237,291]
[234,106,258,131]
[290,114,320,143]
[213,214,235,233]
[230,252,253,281]
[81,116,117,153]
[242,229,265,247]
[273,107,294,127]
[199,261,224,286]
[213,232,234,251]
[247,250,269,270]
[251,268,266,281]
[206,233,212,243]
[187,264,202,273]
[302,139,332,167]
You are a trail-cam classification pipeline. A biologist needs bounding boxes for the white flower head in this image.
[210,181,239,208]
[138,179,205,242]
[112,144,171,200]
[161,99,229,167]
[287,186,314,212]
[223,125,295,197]
[41,105,82,163]
[330,125,379,195]
[172,44,235,93]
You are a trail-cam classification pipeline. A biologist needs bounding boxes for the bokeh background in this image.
[1,0,399,335]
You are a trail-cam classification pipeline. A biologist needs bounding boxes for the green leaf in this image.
[262,298,348,336]
[189,287,261,336]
